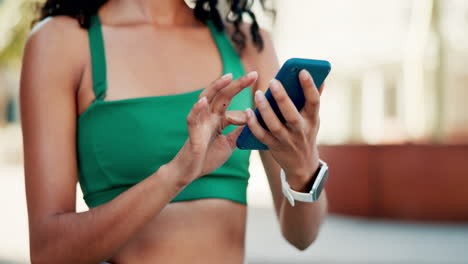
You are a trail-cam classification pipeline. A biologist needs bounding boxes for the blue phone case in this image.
[236,58,331,150]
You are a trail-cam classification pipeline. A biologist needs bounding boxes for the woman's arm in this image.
[245,29,328,250]
[22,17,256,264]
[259,150,328,250]
[21,17,192,264]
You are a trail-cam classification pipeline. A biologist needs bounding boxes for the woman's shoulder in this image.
[30,15,87,43]
[26,16,89,66]
[23,16,89,95]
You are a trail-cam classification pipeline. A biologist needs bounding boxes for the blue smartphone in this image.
[236,58,331,150]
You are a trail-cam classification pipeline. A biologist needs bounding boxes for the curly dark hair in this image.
[35,0,274,53]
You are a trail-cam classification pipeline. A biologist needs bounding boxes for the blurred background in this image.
[1,0,468,263]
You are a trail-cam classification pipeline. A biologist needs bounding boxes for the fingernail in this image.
[229,114,243,123]
[198,96,207,103]
[247,71,258,79]
[300,69,310,81]
[245,108,253,118]
[269,79,279,92]
[222,73,233,80]
[255,90,264,103]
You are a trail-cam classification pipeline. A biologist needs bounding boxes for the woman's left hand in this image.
[245,69,323,191]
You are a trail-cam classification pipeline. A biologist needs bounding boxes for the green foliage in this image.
[0,0,38,68]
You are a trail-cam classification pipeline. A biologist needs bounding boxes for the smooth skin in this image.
[20,0,327,263]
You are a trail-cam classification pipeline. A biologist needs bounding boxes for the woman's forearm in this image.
[30,162,187,264]
[279,190,328,250]
[259,149,328,250]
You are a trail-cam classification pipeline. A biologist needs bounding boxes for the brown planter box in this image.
[319,144,468,222]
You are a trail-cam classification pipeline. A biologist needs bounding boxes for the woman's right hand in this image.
[168,71,258,186]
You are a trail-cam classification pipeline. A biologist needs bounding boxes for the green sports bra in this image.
[77,15,253,208]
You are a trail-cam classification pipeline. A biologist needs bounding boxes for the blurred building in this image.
[270,0,468,144]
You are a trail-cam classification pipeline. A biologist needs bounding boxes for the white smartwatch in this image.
[280,159,329,207]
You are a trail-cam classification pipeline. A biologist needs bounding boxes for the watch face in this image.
[312,169,329,201]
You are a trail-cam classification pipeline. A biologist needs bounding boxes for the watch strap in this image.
[280,159,327,207]
[280,169,296,207]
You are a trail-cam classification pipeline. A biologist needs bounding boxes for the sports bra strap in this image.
[87,17,242,101]
[88,15,107,100]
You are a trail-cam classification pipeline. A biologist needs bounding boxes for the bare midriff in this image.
[109,199,247,264]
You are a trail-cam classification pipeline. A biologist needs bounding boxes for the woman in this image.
[20,0,327,263]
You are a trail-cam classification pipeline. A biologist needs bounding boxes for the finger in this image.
[225,111,247,127]
[186,96,208,137]
[299,69,320,120]
[269,79,305,131]
[212,71,258,114]
[225,125,245,150]
[198,73,233,103]
[245,108,278,146]
[254,89,288,141]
